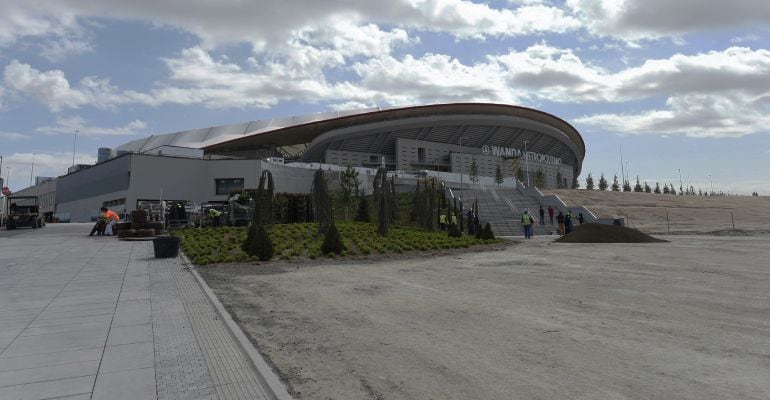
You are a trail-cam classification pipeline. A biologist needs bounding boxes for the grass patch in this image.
[172,221,502,265]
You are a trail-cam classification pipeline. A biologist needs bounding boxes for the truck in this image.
[6,195,45,230]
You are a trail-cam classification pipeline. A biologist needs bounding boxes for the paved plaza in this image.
[0,224,289,400]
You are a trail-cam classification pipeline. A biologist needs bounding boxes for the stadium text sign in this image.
[481,145,561,165]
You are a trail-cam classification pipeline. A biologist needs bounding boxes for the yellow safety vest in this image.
[522,213,532,224]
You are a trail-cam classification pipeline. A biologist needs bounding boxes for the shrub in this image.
[481,222,495,240]
[242,223,274,261]
[355,191,371,222]
[321,221,345,255]
[447,223,462,238]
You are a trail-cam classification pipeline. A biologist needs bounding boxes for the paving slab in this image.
[0,223,289,399]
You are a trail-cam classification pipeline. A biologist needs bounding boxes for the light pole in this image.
[72,130,79,167]
[709,174,714,195]
[678,168,683,195]
[523,140,530,187]
[29,153,35,187]
[625,161,630,188]
[457,135,471,206]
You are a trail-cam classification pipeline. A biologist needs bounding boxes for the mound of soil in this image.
[556,223,667,243]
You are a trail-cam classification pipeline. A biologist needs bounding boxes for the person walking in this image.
[556,211,565,235]
[548,205,555,224]
[539,205,545,227]
[439,212,447,230]
[565,211,573,234]
[521,209,533,239]
[578,212,585,225]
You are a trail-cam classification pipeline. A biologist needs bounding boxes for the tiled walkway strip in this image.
[0,225,291,400]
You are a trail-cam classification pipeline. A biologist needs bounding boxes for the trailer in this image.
[6,195,44,230]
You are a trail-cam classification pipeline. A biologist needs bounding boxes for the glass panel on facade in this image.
[215,178,244,195]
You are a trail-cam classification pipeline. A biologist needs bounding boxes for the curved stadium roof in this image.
[116,103,585,175]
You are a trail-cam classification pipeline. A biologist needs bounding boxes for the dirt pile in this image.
[556,223,667,243]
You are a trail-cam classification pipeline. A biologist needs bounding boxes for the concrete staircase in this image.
[473,186,559,237]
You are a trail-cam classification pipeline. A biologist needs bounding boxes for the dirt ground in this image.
[543,190,770,235]
[199,235,770,400]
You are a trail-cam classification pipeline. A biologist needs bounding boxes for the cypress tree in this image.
[481,222,495,240]
[355,190,370,222]
[321,221,345,255]
[311,168,333,235]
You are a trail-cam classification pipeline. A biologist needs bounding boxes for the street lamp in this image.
[523,140,530,187]
[709,174,714,195]
[457,135,471,204]
[678,168,683,195]
[72,130,79,168]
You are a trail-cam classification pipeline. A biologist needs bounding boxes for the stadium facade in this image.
[11,103,585,222]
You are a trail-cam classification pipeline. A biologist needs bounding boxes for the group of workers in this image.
[520,205,584,239]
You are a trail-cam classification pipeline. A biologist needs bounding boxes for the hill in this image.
[543,189,770,235]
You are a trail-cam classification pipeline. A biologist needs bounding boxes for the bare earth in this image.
[543,190,770,234]
[199,235,770,400]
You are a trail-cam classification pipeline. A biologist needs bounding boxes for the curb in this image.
[180,252,294,400]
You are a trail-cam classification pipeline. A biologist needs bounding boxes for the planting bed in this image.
[172,221,501,265]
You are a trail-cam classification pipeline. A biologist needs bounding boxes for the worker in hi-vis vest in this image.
[521,209,533,239]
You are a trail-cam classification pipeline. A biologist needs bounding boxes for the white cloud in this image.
[567,0,770,41]
[0,132,30,140]
[0,0,582,54]
[2,61,139,111]
[575,93,770,138]
[36,116,148,137]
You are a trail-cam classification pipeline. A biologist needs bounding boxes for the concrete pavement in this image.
[0,224,290,400]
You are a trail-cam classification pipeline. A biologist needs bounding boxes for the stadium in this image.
[11,103,586,223]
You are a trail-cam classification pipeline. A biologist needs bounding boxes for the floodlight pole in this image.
[72,130,79,167]
[523,140,530,187]
[709,174,714,195]
[678,168,683,195]
[457,135,472,202]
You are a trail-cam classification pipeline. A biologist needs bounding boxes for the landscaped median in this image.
[172,221,502,265]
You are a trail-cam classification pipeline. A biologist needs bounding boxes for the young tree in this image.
[663,184,670,194]
[515,161,526,186]
[494,164,504,187]
[585,173,595,190]
[644,182,652,193]
[321,221,345,255]
[311,168,333,235]
[339,164,359,220]
[622,179,632,192]
[355,190,370,222]
[654,182,661,194]
[534,168,545,188]
[611,175,620,191]
[572,176,580,189]
[598,173,608,191]
[633,176,643,192]
[469,159,480,186]
[556,171,564,189]
[373,167,392,235]
[242,170,275,260]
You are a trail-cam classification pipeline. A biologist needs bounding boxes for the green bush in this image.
[482,222,495,240]
[321,221,345,255]
[242,223,274,261]
[447,223,462,238]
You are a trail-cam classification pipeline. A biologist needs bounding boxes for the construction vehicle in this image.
[6,195,45,230]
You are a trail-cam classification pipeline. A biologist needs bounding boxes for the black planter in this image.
[153,236,181,258]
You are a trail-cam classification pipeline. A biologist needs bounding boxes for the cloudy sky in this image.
[0,0,768,194]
